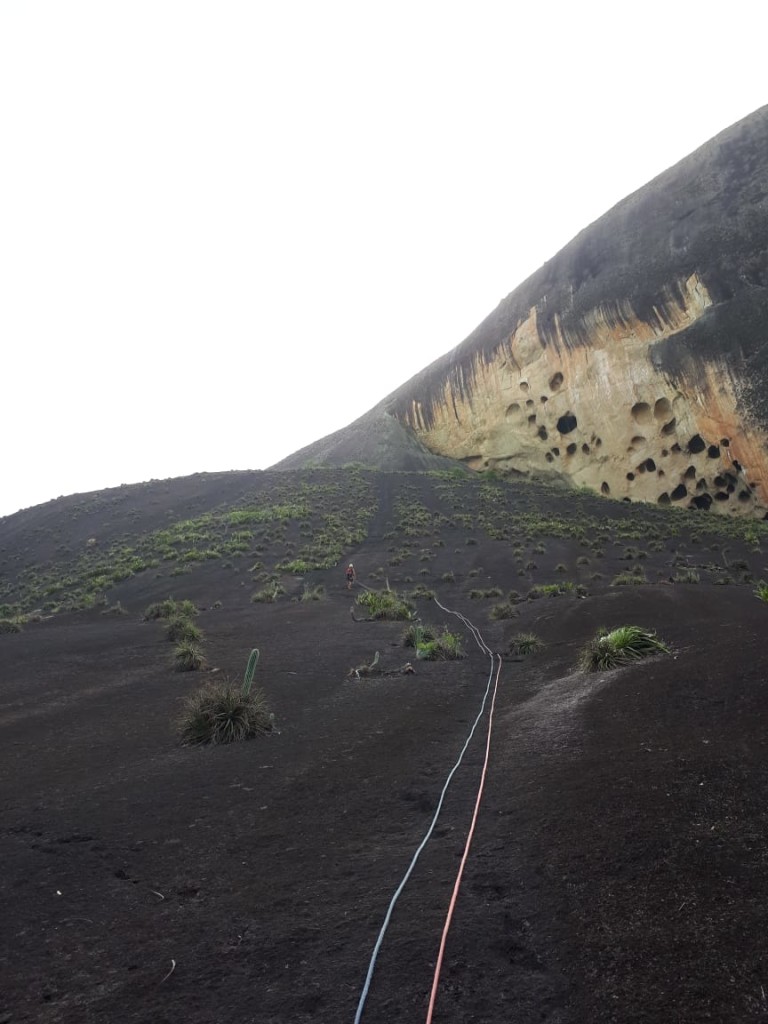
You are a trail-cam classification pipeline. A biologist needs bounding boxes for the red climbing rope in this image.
[424,651,504,1024]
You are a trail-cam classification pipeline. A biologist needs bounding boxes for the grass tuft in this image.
[416,629,464,660]
[174,642,205,672]
[166,617,203,643]
[179,684,273,744]
[579,625,669,672]
[509,632,544,655]
[356,589,414,620]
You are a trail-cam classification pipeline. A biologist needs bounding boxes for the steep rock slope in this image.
[277,106,768,516]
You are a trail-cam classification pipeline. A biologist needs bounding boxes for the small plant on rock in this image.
[579,625,669,672]
[673,569,700,584]
[490,601,519,620]
[416,629,464,660]
[166,617,203,643]
[402,623,437,648]
[612,571,646,586]
[509,632,544,655]
[356,588,414,621]
[174,642,205,672]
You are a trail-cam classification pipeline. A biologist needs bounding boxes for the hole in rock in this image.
[721,438,730,447]
[540,395,548,403]
[537,426,548,441]
[557,412,578,434]
[657,469,665,478]
[520,381,530,392]
[601,481,610,495]
[733,459,743,472]
[654,397,672,420]
[582,443,590,454]
[631,436,646,446]
[661,419,677,436]
[643,458,656,472]
[707,445,720,459]
[657,493,671,505]
[690,493,713,511]
[738,490,751,502]
[671,443,682,453]
[595,438,602,447]
[528,414,537,426]
[626,472,635,481]
[505,403,524,423]
[526,399,535,408]
[714,475,726,487]
[661,449,669,457]
[727,484,735,494]
[551,447,560,457]
[622,498,632,503]
[684,466,696,480]
[631,402,652,424]
[715,492,729,501]
[687,434,706,454]
[671,484,688,501]
[566,443,577,455]
[724,471,738,486]
[638,463,647,474]
[549,372,564,391]
[545,452,554,463]
[696,479,708,491]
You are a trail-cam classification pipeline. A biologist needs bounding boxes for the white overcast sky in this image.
[1,1,765,517]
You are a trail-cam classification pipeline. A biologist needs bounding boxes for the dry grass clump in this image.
[180,684,273,744]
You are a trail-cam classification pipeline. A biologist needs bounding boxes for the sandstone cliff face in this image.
[277,106,768,515]
[393,270,764,513]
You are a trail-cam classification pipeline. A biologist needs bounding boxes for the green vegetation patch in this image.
[356,588,414,621]
[580,626,669,672]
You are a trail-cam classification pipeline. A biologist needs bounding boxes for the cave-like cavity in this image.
[707,445,720,459]
[537,426,548,441]
[551,447,560,457]
[520,381,530,392]
[654,397,672,420]
[549,372,564,391]
[671,484,688,501]
[661,418,677,436]
[528,414,537,426]
[738,490,752,502]
[631,402,652,425]
[566,443,577,455]
[687,434,706,454]
[601,481,610,495]
[657,492,671,505]
[690,493,713,510]
[556,412,578,434]
[627,472,635,481]
[505,402,524,424]
[684,466,697,481]
[715,491,729,501]
[582,443,591,454]
[540,395,548,404]
[644,458,656,472]
[545,452,554,463]
[720,437,730,447]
